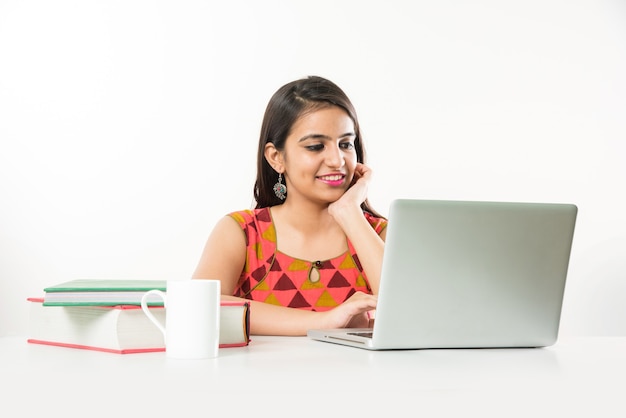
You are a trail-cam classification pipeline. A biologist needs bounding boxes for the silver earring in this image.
[273,173,287,200]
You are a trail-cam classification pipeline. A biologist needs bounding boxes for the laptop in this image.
[307,199,578,350]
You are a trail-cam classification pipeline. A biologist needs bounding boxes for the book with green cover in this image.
[43,279,167,306]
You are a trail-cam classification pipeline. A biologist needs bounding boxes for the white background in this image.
[1,0,624,337]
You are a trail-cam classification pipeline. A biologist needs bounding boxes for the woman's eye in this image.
[340,142,354,150]
[306,144,324,151]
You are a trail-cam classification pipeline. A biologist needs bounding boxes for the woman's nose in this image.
[325,144,344,168]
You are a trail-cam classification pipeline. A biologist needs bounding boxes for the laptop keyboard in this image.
[347,331,373,339]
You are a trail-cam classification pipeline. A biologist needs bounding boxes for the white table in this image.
[2,335,625,417]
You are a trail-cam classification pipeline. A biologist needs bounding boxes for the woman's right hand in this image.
[320,291,377,329]
[328,162,372,220]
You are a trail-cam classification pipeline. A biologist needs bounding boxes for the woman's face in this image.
[281,106,357,205]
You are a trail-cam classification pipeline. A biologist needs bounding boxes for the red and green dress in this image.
[229,207,387,311]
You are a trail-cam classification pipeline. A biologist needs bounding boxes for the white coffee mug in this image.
[141,279,220,359]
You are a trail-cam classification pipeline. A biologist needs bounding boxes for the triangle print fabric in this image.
[229,208,387,311]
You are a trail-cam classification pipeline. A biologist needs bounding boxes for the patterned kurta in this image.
[229,207,387,311]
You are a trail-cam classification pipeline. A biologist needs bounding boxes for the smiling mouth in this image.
[318,174,344,182]
[317,174,346,186]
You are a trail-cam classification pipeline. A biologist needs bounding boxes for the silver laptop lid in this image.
[370,199,577,349]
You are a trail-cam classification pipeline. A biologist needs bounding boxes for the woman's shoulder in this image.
[226,207,276,248]
[227,207,272,228]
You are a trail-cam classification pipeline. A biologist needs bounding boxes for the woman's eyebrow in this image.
[298,132,355,142]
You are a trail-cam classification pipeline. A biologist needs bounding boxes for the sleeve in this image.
[364,212,388,235]
[227,210,254,245]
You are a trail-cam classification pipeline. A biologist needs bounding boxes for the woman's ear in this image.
[264,142,284,173]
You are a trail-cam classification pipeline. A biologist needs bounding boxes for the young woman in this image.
[193,76,387,335]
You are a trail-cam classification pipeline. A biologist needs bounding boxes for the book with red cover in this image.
[27,298,250,354]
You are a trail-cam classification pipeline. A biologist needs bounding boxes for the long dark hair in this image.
[253,75,382,217]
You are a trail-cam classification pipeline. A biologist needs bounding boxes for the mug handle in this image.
[141,289,167,340]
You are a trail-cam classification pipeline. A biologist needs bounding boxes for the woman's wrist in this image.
[328,202,362,226]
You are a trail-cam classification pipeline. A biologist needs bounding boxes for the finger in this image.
[352,296,377,311]
[356,162,371,174]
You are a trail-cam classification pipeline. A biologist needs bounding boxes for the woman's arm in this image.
[192,216,247,294]
[192,215,377,335]
[328,163,386,294]
[222,292,376,335]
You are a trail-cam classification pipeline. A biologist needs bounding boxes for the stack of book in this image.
[28,279,250,354]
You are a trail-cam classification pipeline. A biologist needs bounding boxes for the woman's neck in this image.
[270,200,349,261]
[272,199,335,233]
